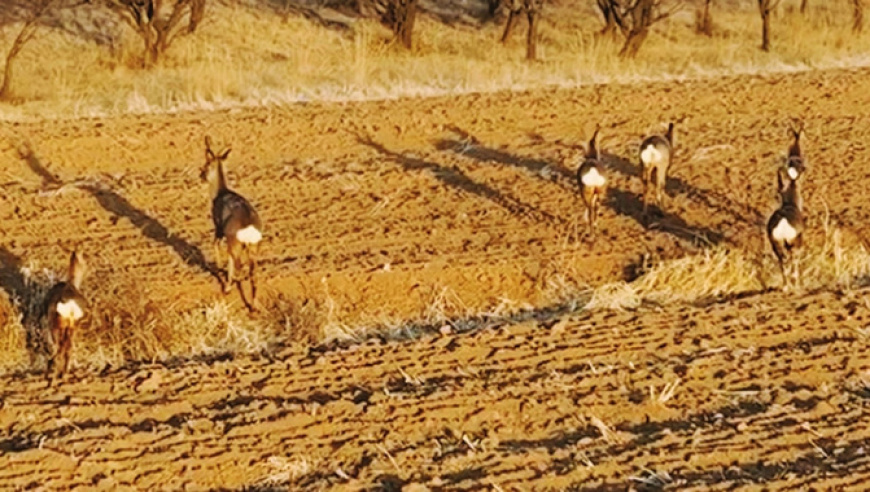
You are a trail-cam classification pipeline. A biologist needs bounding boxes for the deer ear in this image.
[205,147,215,161]
[219,148,232,160]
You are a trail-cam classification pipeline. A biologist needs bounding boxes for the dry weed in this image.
[586,225,870,312]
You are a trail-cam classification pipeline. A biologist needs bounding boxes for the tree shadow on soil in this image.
[434,126,725,246]
[0,245,50,371]
[17,145,220,282]
[357,134,564,226]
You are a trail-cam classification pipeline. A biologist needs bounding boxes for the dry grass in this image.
[1,218,867,374]
[587,223,870,311]
[0,1,868,119]
[0,259,286,373]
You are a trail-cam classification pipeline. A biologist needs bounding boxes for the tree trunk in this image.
[525,5,538,60]
[0,57,14,100]
[758,0,771,51]
[391,0,417,50]
[620,28,649,57]
[501,6,521,43]
[799,0,808,14]
[596,0,619,37]
[696,0,713,36]
[0,24,33,100]
[487,0,501,19]
[142,26,160,67]
[853,0,864,33]
[189,0,206,33]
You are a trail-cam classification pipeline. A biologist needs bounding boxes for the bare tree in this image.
[102,0,205,67]
[386,0,418,50]
[695,0,713,36]
[486,0,503,19]
[596,0,620,37]
[594,0,681,58]
[852,0,864,33]
[757,0,779,51]
[1,0,65,100]
[500,0,546,60]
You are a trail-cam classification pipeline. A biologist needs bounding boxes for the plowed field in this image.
[2,67,870,489]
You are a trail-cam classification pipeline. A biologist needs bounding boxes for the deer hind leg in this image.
[590,194,600,239]
[225,251,236,295]
[791,247,801,289]
[657,165,669,209]
[60,320,74,375]
[213,238,225,290]
[46,316,61,377]
[243,243,258,308]
[641,168,650,219]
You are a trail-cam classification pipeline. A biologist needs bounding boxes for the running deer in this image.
[44,250,88,378]
[767,168,804,290]
[639,122,675,222]
[576,126,606,239]
[780,122,806,182]
[201,136,263,309]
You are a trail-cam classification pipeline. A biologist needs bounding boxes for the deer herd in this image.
[33,121,808,381]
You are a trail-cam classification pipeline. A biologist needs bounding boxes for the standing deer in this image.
[576,127,606,239]
[767,168,803,290]
[639,122,675,223]
[43,250,88,379]
[201,136,263,309]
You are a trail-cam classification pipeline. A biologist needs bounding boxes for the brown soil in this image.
[2,67,870,489]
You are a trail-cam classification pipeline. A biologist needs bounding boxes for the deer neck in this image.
[70,257,84,290]
[782,180,802,210]
[210,161,228,199]
[789,142,801,160]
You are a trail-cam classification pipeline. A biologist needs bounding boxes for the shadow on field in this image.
[357,134,564,226]
[435,126,725,246]
[16,145,220,281]
[0,247,28,315]
[0,245,49,370]
[602,150,765,228]
[80,183,220,280]
[434,125,576,192]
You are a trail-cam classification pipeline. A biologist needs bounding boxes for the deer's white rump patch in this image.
[56,299,84,320]
[581,167,606,187]
[236,225,263,244]
[641,145,663,165]
[772,218,798,242]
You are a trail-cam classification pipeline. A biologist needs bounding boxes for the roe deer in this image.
[639,122,675,223]
[576,126,606,239]
[767,168,803,290]
[201,136,263,309]
[44,250,88,378]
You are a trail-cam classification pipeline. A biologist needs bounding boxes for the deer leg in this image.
[583,206,591,237]
[225,254,235,294]
[779,255,790,291]
[61,321,73,375]
[46,317,60,377]
[213,238,225,290]
[590,197,599,240]
[249,252,258,308]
